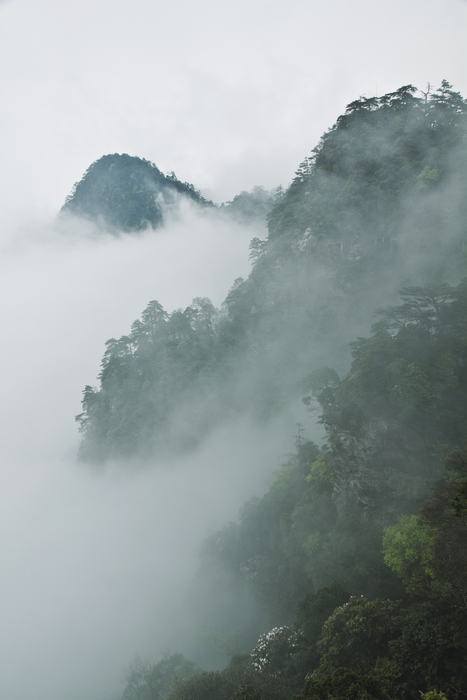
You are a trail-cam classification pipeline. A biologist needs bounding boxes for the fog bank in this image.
[0,208,309,700]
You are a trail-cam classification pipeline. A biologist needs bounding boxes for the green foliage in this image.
[189,438,343,647]
[61,153,211,232]
[187,276,467,696]
[317,597,402,675]
[234,686,264,700]
[306,454,336,486]
[290,584,351,682]
[166,665,288,700]
[386,598,467,698]
[345,282,464,431]
[74,83,467,700]
[298,592,467,698]
[76,296,221,460]
[122,653,199,700]
[301,368,341,409]
[296,667,387,700]
[166,670,232,700]
[420,692,449,700]
[295,584,350,642]
[416,166,441,190]
[382,515,437,593]
[307,280,467,523]
[187,446,467,697]
[191,429,400,661]
[268,82,466,244]
[224,186,275,223]
[77,84,467,463]
[417,448,467,599]
[250,626,304,677]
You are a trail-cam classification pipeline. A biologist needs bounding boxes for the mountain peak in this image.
[61,153,211,232]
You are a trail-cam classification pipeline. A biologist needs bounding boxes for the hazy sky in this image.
[0,1,466,698]
[1,0,466,218]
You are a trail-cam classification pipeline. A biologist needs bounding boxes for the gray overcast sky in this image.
[1,0,466,217]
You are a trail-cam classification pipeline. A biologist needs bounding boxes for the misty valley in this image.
[5,81,467,700]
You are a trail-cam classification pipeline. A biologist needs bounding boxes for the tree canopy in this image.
[61,153,212,232]
[76,83,467,463]
[87,82,467,700]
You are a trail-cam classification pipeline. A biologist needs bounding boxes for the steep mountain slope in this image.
[61,153,212,232]
[268,83,467,247]
[76,82,467,463]
[90,83,467,700]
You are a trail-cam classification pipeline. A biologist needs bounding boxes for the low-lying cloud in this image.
[0,206,312,700]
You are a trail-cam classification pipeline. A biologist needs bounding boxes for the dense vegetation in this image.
[120,444,467,698]
[123,279,467,698]
[192,279,467,625]
[61,153,274,232]
[70,83,467,699]
[221,186,276,222]
[174,442,467,700]
[76,81,467,463]
[61,153,212,231]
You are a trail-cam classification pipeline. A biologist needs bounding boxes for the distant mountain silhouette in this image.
[61,153,212,232]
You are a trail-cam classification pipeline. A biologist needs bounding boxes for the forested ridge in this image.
[72,83,467,699]
[61,153,274,233]
[77,81,467,463]
[61,153,213,232]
